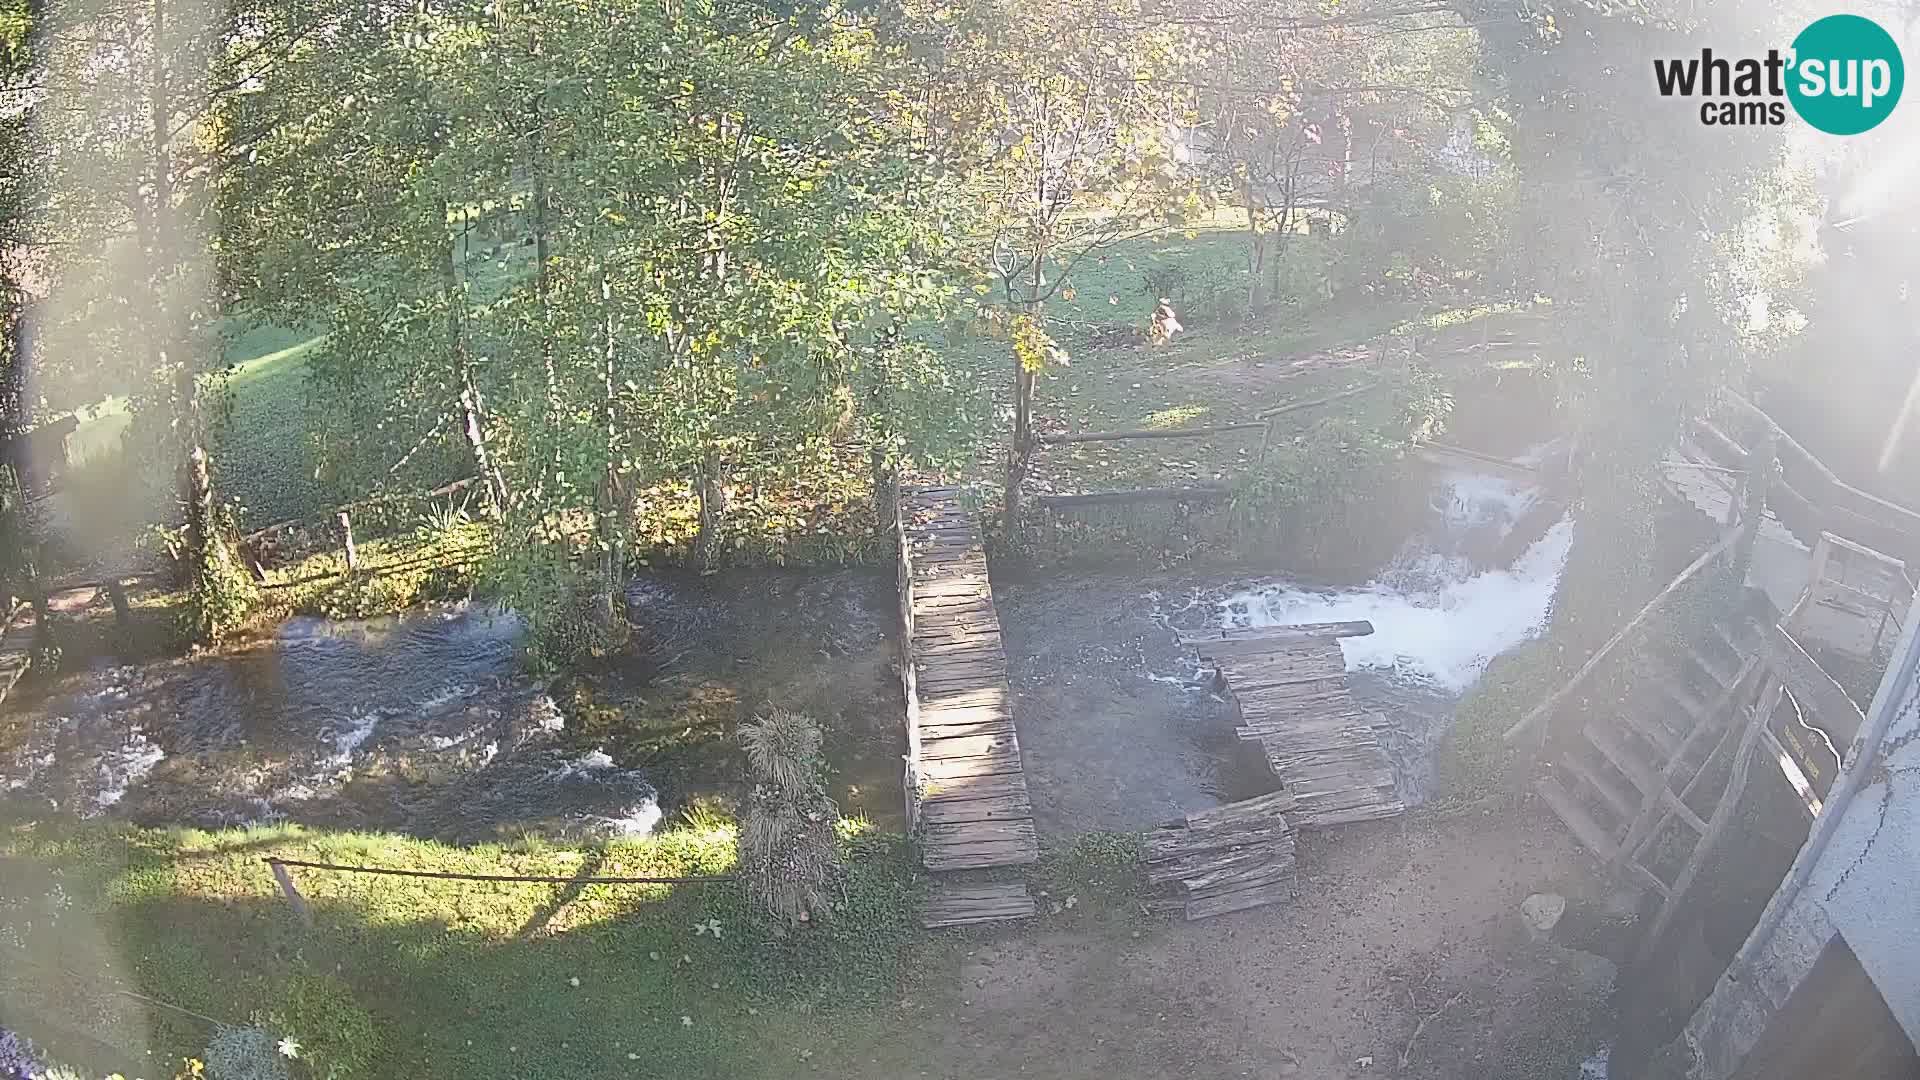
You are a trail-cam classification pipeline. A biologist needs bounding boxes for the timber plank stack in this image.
[1145,790,1298,919]
[1183,622,1406,829]
[897,485,1040,907]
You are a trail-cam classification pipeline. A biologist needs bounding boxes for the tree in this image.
[1477,0,1816,640]
[1188,9,1477,311]
[22,0,352,638]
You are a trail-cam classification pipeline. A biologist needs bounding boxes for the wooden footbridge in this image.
[1183,621,1406,828]
[896,485,1040,927]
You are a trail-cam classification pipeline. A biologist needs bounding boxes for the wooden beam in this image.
[1254,381,1379,420]
[1035,484,1230,509]
[1414,441,1543,487]
[1505,529,1742,744]
[1035,422,1267,445]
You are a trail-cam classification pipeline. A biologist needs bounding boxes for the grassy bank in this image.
[0,820,925,1080]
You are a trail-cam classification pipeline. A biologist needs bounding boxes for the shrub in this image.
[739,709,845,930]
[203,1026,291,1080]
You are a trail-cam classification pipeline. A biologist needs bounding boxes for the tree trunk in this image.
[694,452,723,571]
[444,239,507,511]
[597,263,621,622]
[1004,245,1047,536]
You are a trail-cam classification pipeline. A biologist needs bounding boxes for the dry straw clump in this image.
[738,708,846,929]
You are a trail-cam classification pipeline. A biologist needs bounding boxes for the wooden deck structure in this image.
[896,485,1040,897]
[1184,621,1406,829]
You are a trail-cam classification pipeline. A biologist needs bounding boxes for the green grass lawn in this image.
[0,820,922,1080]
[0,817,1147,1080]
[65,323,328,529]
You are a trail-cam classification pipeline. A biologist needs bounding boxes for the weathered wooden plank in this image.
[1292,800,1408,829]
[1146,823,1293,863]
[922,819,1039,847]
[920,778,1030,806]
[923,839,1040,871]
[1146,842,1294,886]
[920,718,1017,742]
[922,882,1036,929]
[917,732,1021,761]
[1183,857,1296,897]
[1183,878,1292,920]
[918,753,1025,781]
[1179,620,1374,646]
[922,689,1012,711]
[918,793,1033,825]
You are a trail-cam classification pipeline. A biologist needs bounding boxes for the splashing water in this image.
[1221,470,1570,694]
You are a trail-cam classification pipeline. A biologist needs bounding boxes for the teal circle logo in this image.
[1788,14,1904,135]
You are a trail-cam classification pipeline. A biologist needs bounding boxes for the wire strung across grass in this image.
[262,856,734,885]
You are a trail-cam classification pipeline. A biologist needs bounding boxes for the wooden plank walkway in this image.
[1183,623,1405,829]
[897,485,1040,878]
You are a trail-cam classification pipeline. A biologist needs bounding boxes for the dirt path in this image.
[810,807,1614,1080]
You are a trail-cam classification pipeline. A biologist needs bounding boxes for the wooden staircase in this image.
[1535,615,1774,903]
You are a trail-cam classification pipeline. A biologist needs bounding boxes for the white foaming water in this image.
[1433,468,1537,529]
[551,749,617,778]
[87,731,166,814]
[321,712,380,768]
[595,799,665,837]
[1223,471,1571,694]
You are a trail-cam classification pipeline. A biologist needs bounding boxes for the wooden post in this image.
[105,577,132,629]
[269,860,314,927]
[1731,431,1777,585]
[337,511,358,572]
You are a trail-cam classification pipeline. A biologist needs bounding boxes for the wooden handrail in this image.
[1723,391,1920,540]
[1503,530,1742,744]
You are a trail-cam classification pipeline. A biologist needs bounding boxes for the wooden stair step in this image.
[1610,695,1680,756]
[1583,723,1661,794]
[922,882,1036,929]
[1650,672,1713,728]
[1683,643,1740,690]
[1535,777,1619,861]
[1559,749,1638,826]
